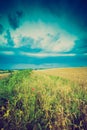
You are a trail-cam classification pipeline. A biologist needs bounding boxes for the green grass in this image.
[0,69,87,130]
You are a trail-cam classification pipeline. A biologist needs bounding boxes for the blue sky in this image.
[0,0,87,69]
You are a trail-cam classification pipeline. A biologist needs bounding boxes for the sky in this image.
[0,0,87,69]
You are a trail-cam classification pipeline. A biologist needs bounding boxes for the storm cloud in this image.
[0,0,87,69]
[0,24,4,34]
[4,30,14,47]
[8,10,23,30]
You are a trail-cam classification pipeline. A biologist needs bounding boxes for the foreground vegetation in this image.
[0,68,87,130]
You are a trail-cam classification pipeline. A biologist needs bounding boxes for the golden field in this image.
[0,73,10,79]
[35,67,87,86]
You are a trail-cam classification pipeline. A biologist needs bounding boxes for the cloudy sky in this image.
[0,0,87,69]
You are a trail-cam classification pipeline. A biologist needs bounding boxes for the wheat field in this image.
[35,67,87,86]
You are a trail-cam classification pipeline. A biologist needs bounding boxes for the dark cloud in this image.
[41,0,87,17]
[4,30,14,47]
[8,10,23,30]
[16,10,23,18]
[19,0,87,34]
[0,0,18,14]
[0,24,4,34]
[0,0,87,31]
[41,0,87,31]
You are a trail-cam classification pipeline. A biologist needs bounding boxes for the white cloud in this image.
[30,31,77,53]
[11,21,56,47]
[21,52,76,57]
[10,21,77,53]
[0,20,77,54]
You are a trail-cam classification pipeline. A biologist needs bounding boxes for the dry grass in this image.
[0,73,10,79]
[35,67,87,86]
